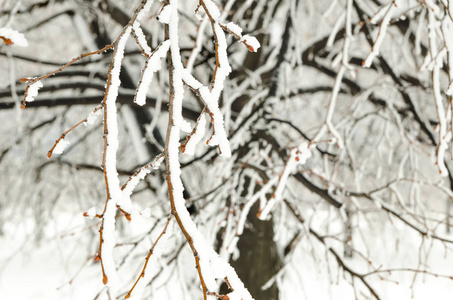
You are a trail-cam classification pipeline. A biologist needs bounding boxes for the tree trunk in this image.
[229,202,281,299]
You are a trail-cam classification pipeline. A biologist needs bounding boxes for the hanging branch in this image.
[20,43,114,108]
[47,104,103,158]
[134,40,171,106]
[362,0,398,68]
[162,0,255,299]
[125,216,173,299]
[308,0,354,149]
[20,0,157,292]
[259,0,353,220]
[180,107,207,155]
[98,0,157,289]
[185,15,209,73]
[427,8,449,175]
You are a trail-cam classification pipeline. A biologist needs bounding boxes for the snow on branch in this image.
[162,0,257,298]
[428,8,449,176]
[178,0,261,158]
[99,24,132,290]
[181,109,207,155]
[258,144,311,220]
[221,22,260,52]
[308,0,354,150]
[98,0,156,289]
[131,25,152,57]
[167,1,192,134]
[134,40,171,106]
[21,0,259,298]
[185,15,209,73]
[47,104,103,158]
[121,152,165,197]
[20,43,114,108]
[0,27,28,47]
[362,0,398,68]
[21,0,162,294]
[24,80,43,103]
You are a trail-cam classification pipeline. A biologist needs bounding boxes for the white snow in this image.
[140,207,151,218]
[84,108,102,126]
[241,35,261,52]
[225,22,242,36]
[52,138,69,155]
[25,81,43,102]
[202,0,221,20]
[199,86,232,157]
[135,40,171,106]
[226,291,241,300]
[85,207,97,219]
[101,25,132,291]
[132,23,152,56]
[206,134,218,146]
[183,113,206,155]
[181,69,203,89]
[101,200,119,288]
[259,144,311,220]
[122,153,165,197]
[363,1,398,68]
[165,2,251,295]
[0,27,28,47]
[136,0,154,22]
[158,5,172,24]
[168,0,192,133]
[185,16,209,73]
[180,70,231,157]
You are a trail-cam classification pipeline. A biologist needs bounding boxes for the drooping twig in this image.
[21,44,113,108]
[163,1,254,299]
[125,216,173,299]
[47,104,103,158]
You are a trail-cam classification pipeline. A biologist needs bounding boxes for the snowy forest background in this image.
[1,0,453,299]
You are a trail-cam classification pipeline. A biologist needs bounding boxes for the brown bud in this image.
[20,77,33,83]
[2,38,13,45]
[245,44,255,52]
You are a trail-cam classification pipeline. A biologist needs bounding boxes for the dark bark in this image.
[228,202,281,300]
